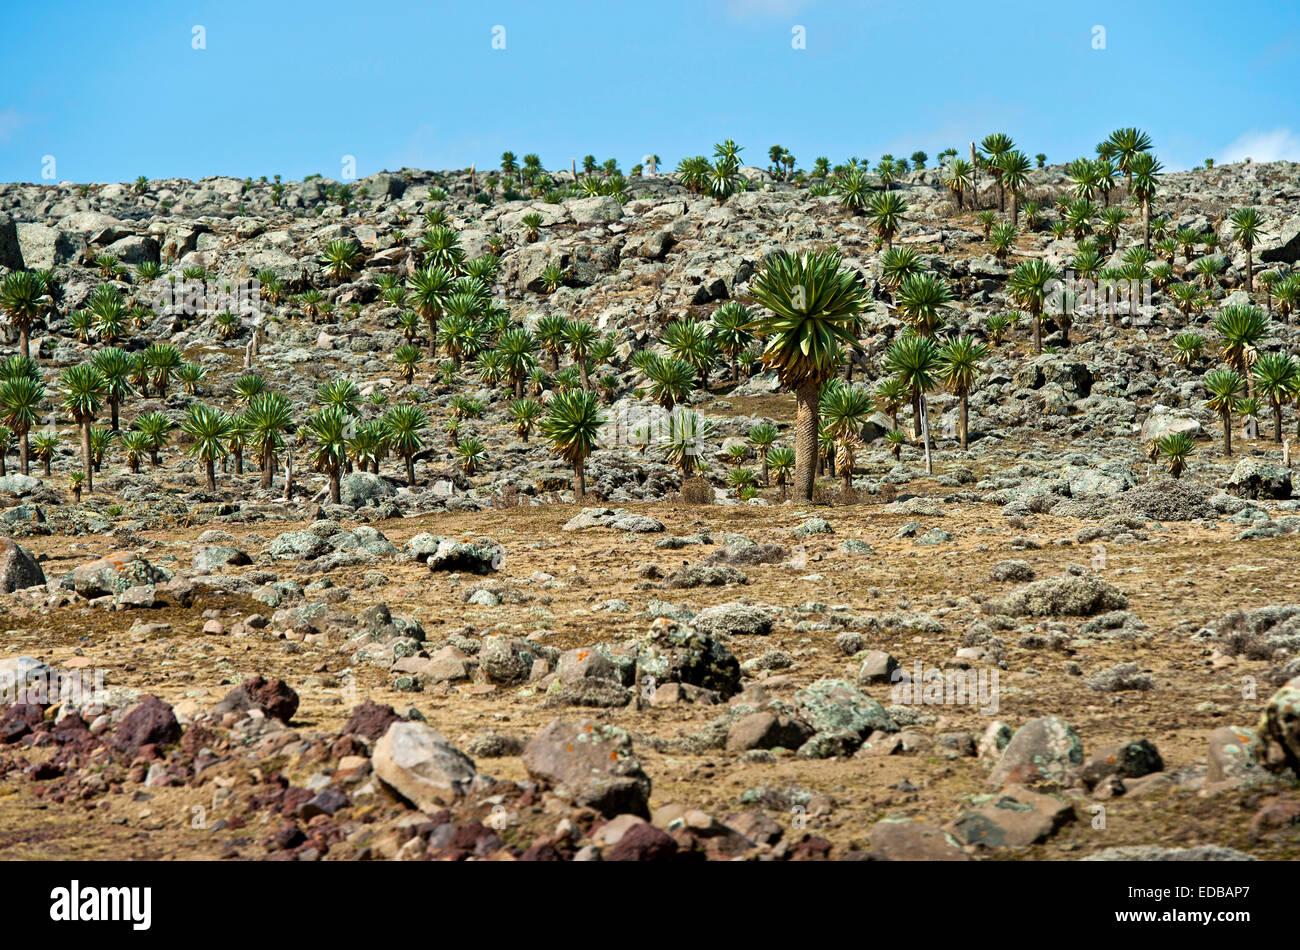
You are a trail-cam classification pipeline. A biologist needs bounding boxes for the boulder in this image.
[1226,457,1292,500]
[988,716,1084,788]
[372,721,478,812]
[71,552,169,599]
[110,695,181,758]
[213,675,299,724]
[1256,676,1300,776]
[428,537,504,574]
[870,818,972,861]
[191,545,251,572]
[15,222,85,269]
[568,195,623,224]
[691,603,772,638]
[1139,407,1201,442]
[0,473,42,496]
[521,718,651,817]
[341,471,396,508]
[0,538,44,593]
[950,785,1074,848]
[1208,725,1266,787]
[725,711,814,754]
[0,213,21,269]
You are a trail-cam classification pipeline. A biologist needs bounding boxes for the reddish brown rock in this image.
[110,695,181,758]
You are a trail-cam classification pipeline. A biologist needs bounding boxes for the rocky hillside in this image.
[0,156,1298,862]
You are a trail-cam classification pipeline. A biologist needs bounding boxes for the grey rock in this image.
[988,716,1084,788]
[371,721,477,812]
[521,718,651,817]
[692,602,772,637]
[0,538,45,592]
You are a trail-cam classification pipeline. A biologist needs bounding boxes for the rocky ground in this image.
[0,158,1298,861]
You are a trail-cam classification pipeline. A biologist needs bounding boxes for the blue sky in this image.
[2,0,1297,184]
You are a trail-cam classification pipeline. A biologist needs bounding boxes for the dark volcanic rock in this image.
[111,695,181,758]
[215,675,300,723]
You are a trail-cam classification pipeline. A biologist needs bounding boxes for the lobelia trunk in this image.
[1222,412,1233,456]
[204,457,215,491]
[19,431,28,476]
[329,471,341,505]
[405,454,415,487]
[81,422,93,493]
[919,396,933,475]
[261,443,274,489]
[574,460,585,499]
[793,379,819,503]
[959,393,969,450]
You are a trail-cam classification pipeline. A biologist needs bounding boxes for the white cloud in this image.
[1219,127,1300,164]
[0,108,27,143]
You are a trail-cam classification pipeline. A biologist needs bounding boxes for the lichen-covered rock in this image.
[1209,725,1267,788]
[725,711,814,754]
[1255,676,1300,776]
[427,537,504,573]
[191,545,251,572]
[521,718,651,817]
[0,538,44,592]
[352,525,397,557]
[371,721,477,812]
[951,785,1074,849]
[561,507,664,533]
[637,627,741,699]
[791,517,833,536]
[988,716,1083,787]
[691,602,772,638]
[1080,738,1163,789]
[870,818,972,861]
[794,679,897,744]
[268,530,331,560]
[478,635,548,685]
[1226,457,1293,500]
[71,552,170,599]
[341,471,396,508]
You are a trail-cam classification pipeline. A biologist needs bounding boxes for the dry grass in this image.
[0,492,1297,858]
